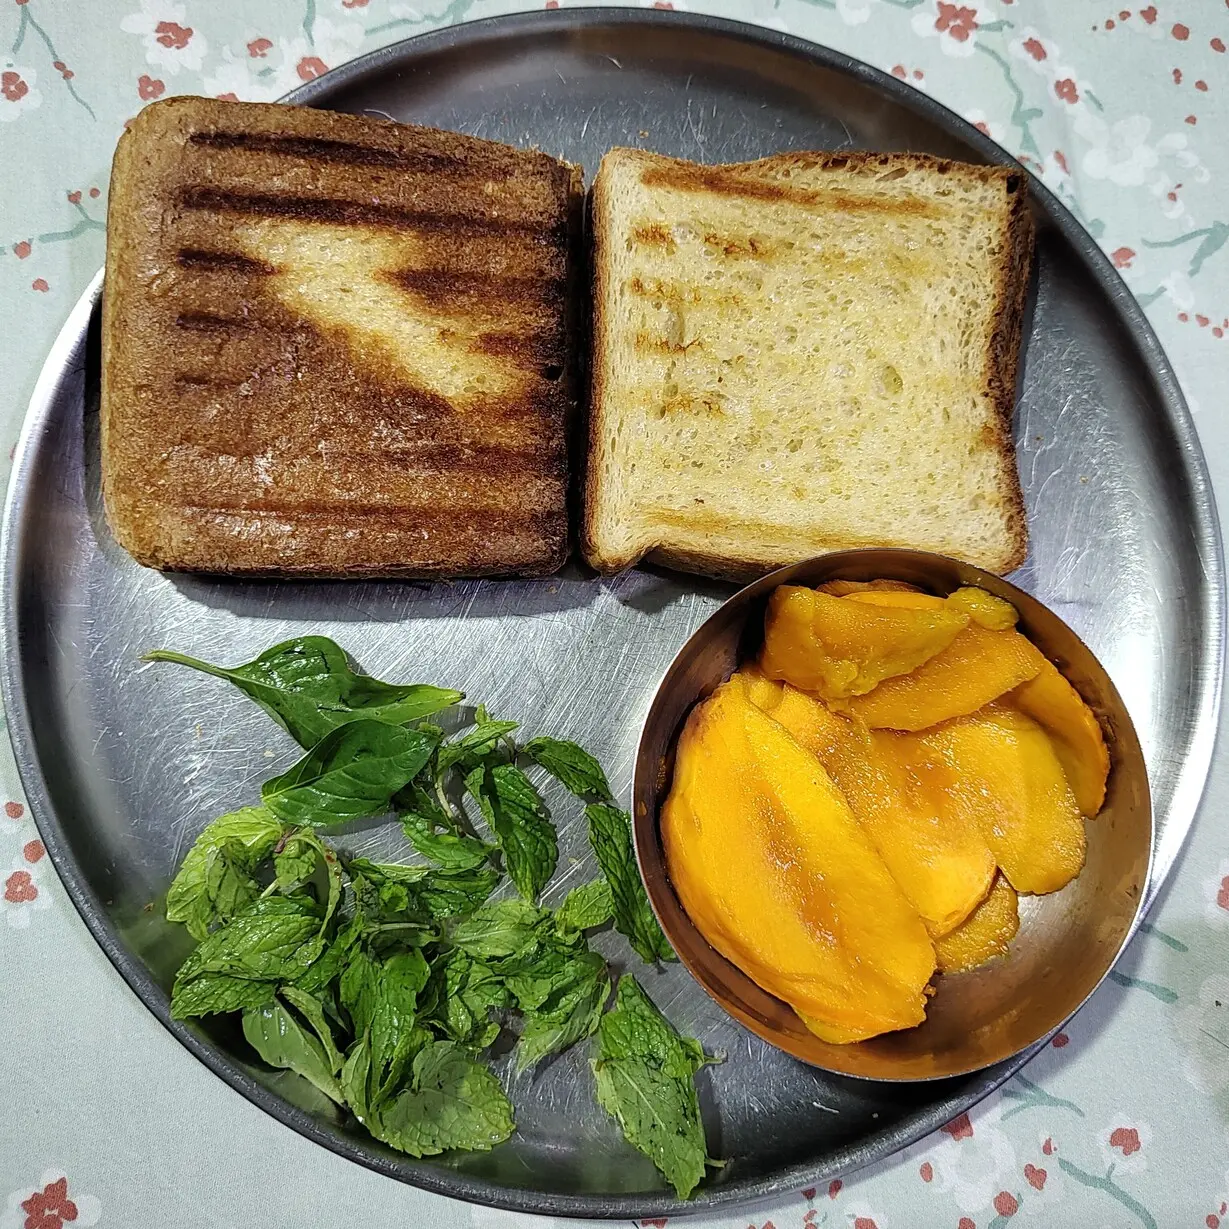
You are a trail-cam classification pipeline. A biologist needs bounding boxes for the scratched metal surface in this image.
[2,10,1223,1219]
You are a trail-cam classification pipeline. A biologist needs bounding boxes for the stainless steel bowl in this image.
[632,549,1152,1081]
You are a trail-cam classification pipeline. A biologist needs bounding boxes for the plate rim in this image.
[2,7,1223,1218]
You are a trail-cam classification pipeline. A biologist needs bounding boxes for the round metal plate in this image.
[2,8,1223,1219]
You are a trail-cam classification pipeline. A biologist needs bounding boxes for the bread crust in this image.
[103,96,579,579]
[582,146,1034,580]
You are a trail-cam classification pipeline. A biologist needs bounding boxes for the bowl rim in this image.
[632,547,1155,1083]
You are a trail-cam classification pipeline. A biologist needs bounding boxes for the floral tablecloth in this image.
[2,1,1227,1226]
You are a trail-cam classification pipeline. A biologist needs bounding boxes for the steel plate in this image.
[2,8,1223,1219]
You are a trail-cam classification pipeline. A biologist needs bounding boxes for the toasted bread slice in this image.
[583,147,1033,580]
[102,97,580,577]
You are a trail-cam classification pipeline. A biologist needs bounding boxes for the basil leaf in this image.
[451,899,548,959]
[376,1040,515,1157]
[262,720,440,827]
[166,807,282,940]
[523,737,613,802]
[591,976,718,1199]
[170,972,276,1020]
[516,951,609,1073]
[555,878,615,935]
[176,895,323,985]
[585,804,673,964]
[147,637,462,749]
[242,995,344,1104]
[465,764,557,901]
[400,805,494,873]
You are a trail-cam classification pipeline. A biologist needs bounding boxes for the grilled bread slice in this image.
[583,147,1033,580]
[102,96,580,577]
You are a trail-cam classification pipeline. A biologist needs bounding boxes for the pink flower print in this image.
[296,56,329,80]
[13,240,30,258]
[1109,1126,1140,1155]
[30,278,48,292]
[994,1191,1019,1217]
[22,840,44,863]
[155,20,192,49]
[1023,1162,1047,1189]
[935,3,978,42]
[1023,36,1046,60]
[4,1173,101,1229]
[1055,78,1079,103]
[4,870,36,902]
[1172,23,1189,40]
[1112,246,1136,267]
[1,71,29,102]
[942,1112,974,1140]
[247,37,272,57]
[21,1177,76,1229]
[5,802,23,819]
[138,74,165,99]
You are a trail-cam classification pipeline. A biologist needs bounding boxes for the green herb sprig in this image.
[152,636,711,1197]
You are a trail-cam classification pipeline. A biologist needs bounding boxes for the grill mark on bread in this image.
[633,330,703,356]
[179,186,562,239]
[702,231,777,259]
[630,223,676,252]
[175,248,275,274]
[626,276,743,309]
[387,268,565,310]
[175,310,256,333]
[640,164,945,217]
[187,131,490,176]
[473,330,563,366]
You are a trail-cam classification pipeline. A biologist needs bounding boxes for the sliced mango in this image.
[923,706,1086,895]
[817,579,922,597]
[947,586,1019,630]
[760,585,968,701]
[741,668,995,937]
[846,591,948,611]
[662,675,936,1044]
[934,874,1020,973]
[839,623,1047,731]
[1008,659,1109,817]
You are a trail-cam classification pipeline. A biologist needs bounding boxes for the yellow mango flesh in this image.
[817,579,922,597]
[741,669,995,937]
[947,587,1019,630]
[662,676,936,1043]
[839,623,1046,731]
[922,707,1086,895]
[1008,659,1109,817]
[760,585,968,702]
[846,591,948,611]
[935,875,1020,973]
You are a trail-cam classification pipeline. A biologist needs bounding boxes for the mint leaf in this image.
[348,858,498,923]
[262,720,440,827]
[400,805,494,872]
[466,763,557,901]
[376,1040,515,1157]
[555,878,615,935]
[515,949,609,1072]
[147,637,462,749]
[341,946,430,1099]
[280,986,345,1074]
[438,717,520,778]
[523,737,614,802]
[584,804,673,964]
[592,976,718,1199]
[166,807,282,940]
[242,995,344,1104]
[176,895,322,985]
[451,899,548,959]
[435,950,512,1048]
[170,972,276,1019]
